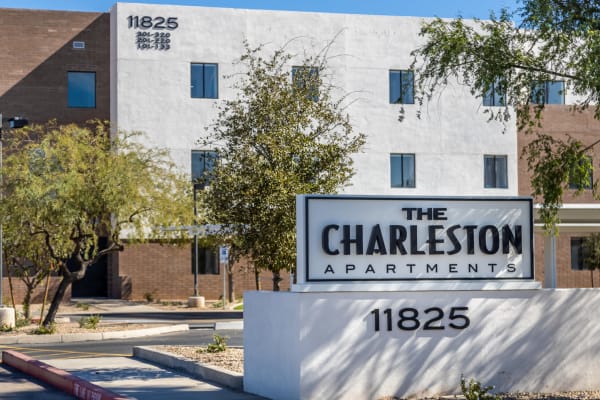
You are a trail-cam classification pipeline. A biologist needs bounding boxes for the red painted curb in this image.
[2,350,130,400]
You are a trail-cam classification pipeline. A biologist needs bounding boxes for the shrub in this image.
[461,376,499,400]
[15,316,31,328]
[0,323,14,333]
[33,323,57,335]
[198,334,228,353]
[76,302,90,311]
[143,291,157,303]
[79,315,102,329]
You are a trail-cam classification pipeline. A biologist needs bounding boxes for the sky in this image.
[0,0,520,19]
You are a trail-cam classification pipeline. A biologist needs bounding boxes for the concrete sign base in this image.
[244,289,600,400]
[0,307,15,329]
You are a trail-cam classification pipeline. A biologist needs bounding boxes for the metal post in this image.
[544,234,557,288]
[222,261,226,310]
[193,186,199,297]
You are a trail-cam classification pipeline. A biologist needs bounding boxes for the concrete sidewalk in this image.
[2,351,264,400]
[46,356,264,400]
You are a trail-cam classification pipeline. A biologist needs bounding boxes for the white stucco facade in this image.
[110,3,518,197]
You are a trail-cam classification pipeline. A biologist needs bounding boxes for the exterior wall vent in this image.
[73,41,85,49]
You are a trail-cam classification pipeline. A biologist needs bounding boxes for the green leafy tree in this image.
[201,42,365,291]
[0,121,193,326]
[2,226,53,319]
[410,0,600,232]
[582,233,600,288]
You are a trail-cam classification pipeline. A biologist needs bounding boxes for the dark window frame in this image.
[67,71,96,108]
[389,70,415,104]
[530,80,565,105]
[569,156,593,190]
[191,245,220,275]
[191,149,218,189]
[390,153,416,188]
[483,80,506,107]
[484,155,509,189]
[191,63,219,99]
[571,237,589,271]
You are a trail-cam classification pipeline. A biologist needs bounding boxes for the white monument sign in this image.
[295,195,533,289]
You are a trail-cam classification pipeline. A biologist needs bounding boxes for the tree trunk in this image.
[42,275,73,327]
[272,271,281,292]
[228,268,235,303]
[255,268,261,291]
[7,264,16,310]
[23,287,32,320]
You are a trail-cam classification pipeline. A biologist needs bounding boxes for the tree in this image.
[582,233,600,288]
[410,0,600,232]
[2,223,53,320]
[201,42,365,291]
[0,121,193,326]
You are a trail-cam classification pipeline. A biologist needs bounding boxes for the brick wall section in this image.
[116,243,291,301]
[1,277,71,306]
[519,107,600,287]
[0,8,110,125]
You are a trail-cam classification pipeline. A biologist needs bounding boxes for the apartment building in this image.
[0,3,596,301]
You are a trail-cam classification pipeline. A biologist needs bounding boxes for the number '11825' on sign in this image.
[370,306,470,332]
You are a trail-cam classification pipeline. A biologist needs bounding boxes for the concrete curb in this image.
[1,350,131,400]
[133,346,243,391]
[0,324,189,345]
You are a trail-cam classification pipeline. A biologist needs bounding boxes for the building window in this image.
[192,245,219,275]
[389,70,414,104]
[67,71,96,108]
[569,156,593,190]
[571,237,589,271]
[483,80,505,107]
[191,63,218,99]
[191,150,218,189]
[390,153,415,188]
[292,66,319,101]
[531,81,565,105]
[484,155,508,188]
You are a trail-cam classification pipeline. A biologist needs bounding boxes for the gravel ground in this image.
[0,318,164,336]
[158,345,244,374]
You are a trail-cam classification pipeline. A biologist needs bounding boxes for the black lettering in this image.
[463,225,477,254]
[322,224,339,255]
[345,264,355,273]
[324,265,335,274]
[426,264,438,273]
[389,225,407,255]
[402,208,416,220]
[386,264,396,273]
[479,225,499,254]
[342,225,363,255]
[502,225,522,254]
[366,224,387,255]
[410,225,425,254]
[446,224,462,255]
[433,208,447,220]
[406,264,415,273]
[468,263,478,273]
[417,208,433,220]
[427,225,445,255]
[449,264,458,273]
[507,263,516,272]
[365,264,376,274]
[489,263,497,273]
